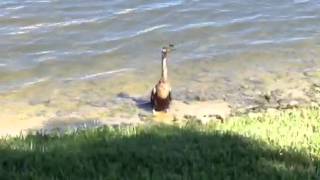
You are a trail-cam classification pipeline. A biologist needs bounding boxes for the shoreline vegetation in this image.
[0,107,319,179]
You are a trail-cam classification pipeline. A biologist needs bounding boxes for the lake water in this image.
[0,0,320,103]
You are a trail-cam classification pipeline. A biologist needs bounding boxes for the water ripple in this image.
[0,77,50,93]
[5,6,25,10]
[170,14,265,32]
[293,0,310,4]
[14,17,103,35]
[135,24,170,35]
[170,22,218,31]
[113,0,183,15]
[231,14,264,23]
[22,77,50,88]
[32,50,55,55]
[94,24,170,43]
[0,0,319,94]
[114,8,137,15]
[138,1,183,11]
[248,37,310,45]
[64,68,135,81]
[79,68,134,80]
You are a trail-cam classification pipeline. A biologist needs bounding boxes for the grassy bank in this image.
[0,108,319,179]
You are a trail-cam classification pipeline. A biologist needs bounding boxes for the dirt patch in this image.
[1,67,320,137]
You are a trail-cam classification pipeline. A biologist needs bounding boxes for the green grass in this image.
[0,108,320,179]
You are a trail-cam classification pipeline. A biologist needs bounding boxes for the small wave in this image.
[96,25,169,42]
[50,48,118,58]
[64,68,134,81]
[21,77,50,88]
[0,77,50,93]
[177,7,210,13]
[293,0,310,4]
[114,8,137,15]
[248,40,274,45]
[79,68,134,80]
[5,6,25,10]
[0,63,7,67]
[217,9,232,13]
[135,24,169,35]
[99,46,120,54]
[257,14,318,23]
[112,1,183,15]
[231,14,263,23]
[48,17,101,27]
[292,15,317,20]
[33,50,55,55]
[248,37,310,45]
[25,0,51,3]
[178,16,258,34]
[139,0,183,11]
[91,46,121,55]
[20,23,45,30]
[18,17,101,33]
[170,22,217,31]
[7,31,29,35]
[44,46,120,58]
[36,56,56,63]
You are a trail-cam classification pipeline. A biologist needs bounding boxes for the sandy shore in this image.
[1,60,320,137]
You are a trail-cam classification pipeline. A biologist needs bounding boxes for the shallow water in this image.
[0,0,320,102]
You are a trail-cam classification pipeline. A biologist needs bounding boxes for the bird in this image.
[150,44,174,113]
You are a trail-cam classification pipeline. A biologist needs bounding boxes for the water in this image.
[0,0,320,101]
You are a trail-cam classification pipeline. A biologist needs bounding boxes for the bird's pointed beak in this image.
[168,44,176,52]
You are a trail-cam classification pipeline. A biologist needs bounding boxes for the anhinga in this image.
[150,44,174,113]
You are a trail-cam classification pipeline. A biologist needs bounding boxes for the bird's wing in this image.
[150,87,157,106]
[168,88,172,101]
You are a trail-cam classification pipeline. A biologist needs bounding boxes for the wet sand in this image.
[1,50,320,137]
[1,0,320,137]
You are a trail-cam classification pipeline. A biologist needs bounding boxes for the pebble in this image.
[266,108,279,114]
[310,102,319,108]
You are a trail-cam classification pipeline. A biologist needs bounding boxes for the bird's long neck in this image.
[161,54,168,81]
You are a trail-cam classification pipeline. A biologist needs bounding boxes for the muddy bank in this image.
[1,56,320,137]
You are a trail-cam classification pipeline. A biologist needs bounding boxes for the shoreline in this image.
[1,66,320,137]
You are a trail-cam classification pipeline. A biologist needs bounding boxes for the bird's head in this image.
[161,44,175,58]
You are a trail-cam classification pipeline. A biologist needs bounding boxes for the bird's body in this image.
[150,45,174,112]
[151,79,171,111]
